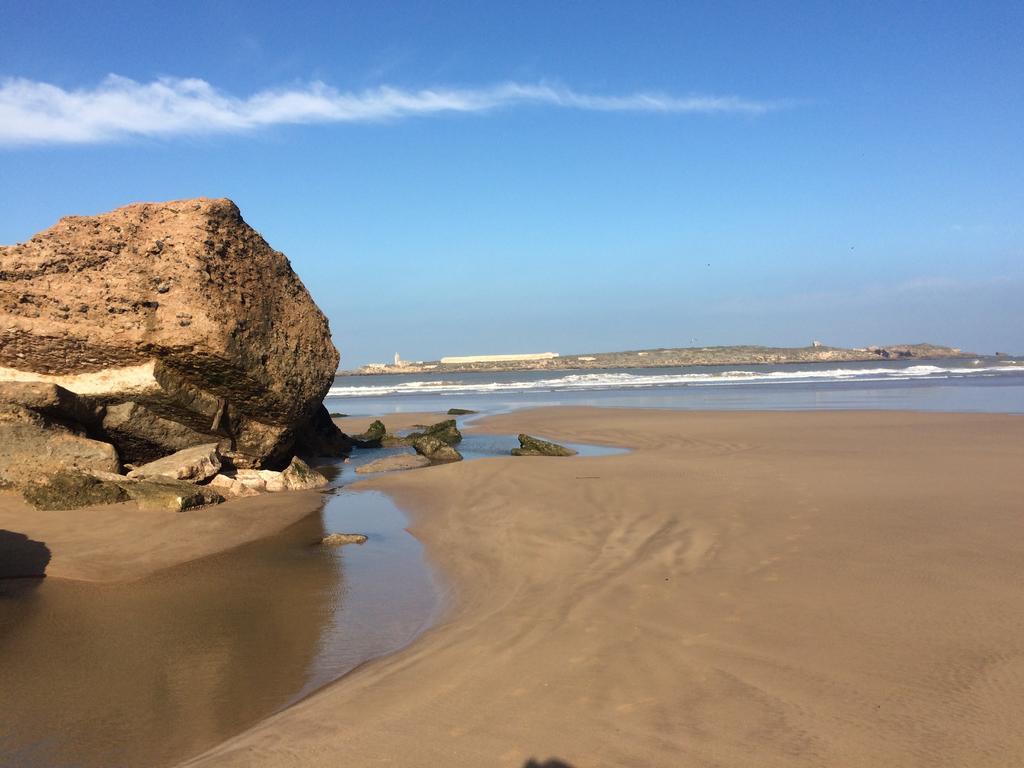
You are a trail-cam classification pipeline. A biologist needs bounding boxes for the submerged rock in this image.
[511,434,577,457]
[128,443,222,483]
[0,197,350,468]
[412,435,463,462]
[355,454,431,474]
[321,533,368,546]
[21,471,129,510]
[447,408,477,415]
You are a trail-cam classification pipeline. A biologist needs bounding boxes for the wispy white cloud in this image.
[0,75,779,146]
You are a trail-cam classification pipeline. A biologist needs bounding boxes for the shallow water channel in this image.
[0,430,621,768]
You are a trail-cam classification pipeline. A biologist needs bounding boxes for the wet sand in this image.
[184,407,1024,768]
[0,489,327,582]
[333,411,448,434]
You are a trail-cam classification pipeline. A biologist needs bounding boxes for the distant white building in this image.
[440,352,559,364]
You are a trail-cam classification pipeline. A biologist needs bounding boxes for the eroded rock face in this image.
[0,402,121,487]
[0,198,348,467]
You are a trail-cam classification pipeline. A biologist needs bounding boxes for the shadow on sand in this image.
[523,760,575,768]
[0,530,51,594]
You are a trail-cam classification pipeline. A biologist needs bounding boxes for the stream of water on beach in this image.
[0,484,437,768]
[0,432,618,768]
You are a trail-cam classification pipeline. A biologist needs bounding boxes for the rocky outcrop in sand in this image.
[412,436,463,462]
[222,458,328,495]
[127,443,222,483]
[0,197,348,468]
[407,419,462,445]
[511,434,577,457]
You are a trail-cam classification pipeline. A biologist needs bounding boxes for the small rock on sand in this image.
[321,533,368,546]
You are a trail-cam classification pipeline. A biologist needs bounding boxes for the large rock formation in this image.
[0,198,348,468]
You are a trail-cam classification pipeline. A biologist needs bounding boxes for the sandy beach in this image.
[170,406,1024,768]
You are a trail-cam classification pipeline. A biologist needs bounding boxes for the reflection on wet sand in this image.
[0,508,337,768]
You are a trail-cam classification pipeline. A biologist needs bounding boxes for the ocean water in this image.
[326,357,1024,416]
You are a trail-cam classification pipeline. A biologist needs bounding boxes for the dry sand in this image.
[179,407,1024,768]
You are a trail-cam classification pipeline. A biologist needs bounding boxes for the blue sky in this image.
[1,1,1021,364]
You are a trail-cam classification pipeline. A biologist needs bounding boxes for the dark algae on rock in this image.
[406,419,462,445]
[22,471,130,510]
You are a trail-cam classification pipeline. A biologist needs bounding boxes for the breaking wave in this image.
[327,364,1022,398]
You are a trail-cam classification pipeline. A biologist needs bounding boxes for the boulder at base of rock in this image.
[234,470,270,493]
[355,454,431,474]
[0,403,120,487]
[321,533,368,546]
[121,477,224,512]
[232,461,326,493]
[281,457,329,490]
[407,419,462,445]
[128,443,221,483]
[208,473,260,497]
[511,434,577,457]
[412,436,463,462]
[22,471,129,510]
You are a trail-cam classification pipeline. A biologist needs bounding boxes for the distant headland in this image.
[343,342,970,376]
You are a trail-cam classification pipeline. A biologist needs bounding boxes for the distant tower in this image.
[394,352,401,366]
[812,340,824,348]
